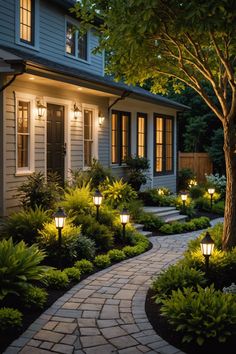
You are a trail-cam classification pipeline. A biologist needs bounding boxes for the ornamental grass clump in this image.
[161,285,236,346]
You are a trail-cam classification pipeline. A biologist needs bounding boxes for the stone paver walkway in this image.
[4,219,223,354]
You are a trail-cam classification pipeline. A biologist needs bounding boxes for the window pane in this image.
[17,101,30,168]
[66,22,76,56]
[20,0,33,44]
[121,114,129,162]
[84,110,93,167]
[111,113,118,164]
[137,115,146,158]
[78,32,88,60]
[165,119,173,171]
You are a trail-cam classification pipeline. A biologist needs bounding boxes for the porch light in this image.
[37,101,46,118]
[200,231,215,271]
[93,189,103,220]
[120,208,130,241]
[74,104,82,119]
[208,187,215,209]
[98,111,105,126]
[53,207,67,268]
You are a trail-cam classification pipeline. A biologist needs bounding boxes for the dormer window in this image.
[66,21,88,61]
[20,0,34,45]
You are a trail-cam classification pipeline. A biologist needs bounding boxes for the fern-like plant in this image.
[0,238,47,300]
[61,183,93,216]
[101,178,137,208]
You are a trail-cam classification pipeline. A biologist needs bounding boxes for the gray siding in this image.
[0,77,4,216]
[0,0,104,76]
[2,76,110,215]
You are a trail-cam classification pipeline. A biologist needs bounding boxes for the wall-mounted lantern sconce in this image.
[37,101,46,118]
[98,111,105,126]
[74,104,82,119]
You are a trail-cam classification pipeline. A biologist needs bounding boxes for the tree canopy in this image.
[72,0,236,122]
[73,0,236,249]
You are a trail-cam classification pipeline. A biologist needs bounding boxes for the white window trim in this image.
[43,96,72,181]
[15,92,35,176]
[64,16,91,64]
[15,0,40,50]
[82,104,98,170]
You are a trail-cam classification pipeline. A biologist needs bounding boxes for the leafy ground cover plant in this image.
[64,267,81,281]
[107,249,126,262]
[21,285,48,310]
[37,221,81,266]
[161,285,236,346]
[43,269,69,289]
[137,212,164,231]
[0,238,47,300]
[159,217,210,234]
[0,308,23,332]
[1,207,50,244]
[18,172,62,210]
[76,235,96,260]
[94,254,111,268]
[74,259,94,274]
[151,265,206,303]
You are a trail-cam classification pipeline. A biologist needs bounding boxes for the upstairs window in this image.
[111,110,131,164]
[66,21,88,61]
[137,113,147,158]
[154,114,174,175]
[20,0,34,45]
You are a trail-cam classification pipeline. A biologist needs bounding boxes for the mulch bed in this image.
[145,288,235,354]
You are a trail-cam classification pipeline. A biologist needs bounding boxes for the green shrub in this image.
[125,156,150,191]
[22,285,48,310]
[139,189,160,206]
[0,238,47,300]
[125,199,144,221]
[159,224,174,234]
[151,265,206,303]
[128,231,149,247]
[108,249,126,262]
[159,217,210,235]
[2,207,50,244]
[161,285,236,346]
[189,185,205,199]
[94,254,111,268]
[101,178,137,208]
[61,183,93,216]
[0,308,23,332]
[64,267,81,281]
[97,205,117,227]
[77,235,96,260]
[74,259,94,274]
[178,168,195,191]
[43,269,69,289]
[18,172,62,210]
[212,200,225,215]
[87,159,112,189]
[122,245,143,257]
[194,196,211,211]
[84,222,114,252]
[37,221,81,266]
[137,212,164,231]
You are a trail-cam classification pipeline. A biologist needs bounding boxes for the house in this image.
[0,0,188,216]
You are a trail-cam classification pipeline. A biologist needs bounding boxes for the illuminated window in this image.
[111,111,131,164]
[84,110,93,167]
[137,113,147,158]
[66,21,88,61]
[17,101,30,168]
[20,0,34,45]
[154,115,173,174]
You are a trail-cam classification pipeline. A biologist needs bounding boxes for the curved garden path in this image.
[4,218,223,354]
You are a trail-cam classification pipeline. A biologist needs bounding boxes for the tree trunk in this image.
[222,117,236,250]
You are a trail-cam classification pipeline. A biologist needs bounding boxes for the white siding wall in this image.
[0,0,104,76]
[109,97,178,192]
[3,76,109,215]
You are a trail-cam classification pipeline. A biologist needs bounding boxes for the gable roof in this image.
[0,45,189,110]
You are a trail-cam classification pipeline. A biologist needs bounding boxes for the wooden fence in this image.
[178,152,213,182]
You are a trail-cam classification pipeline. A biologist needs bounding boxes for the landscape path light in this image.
[180,191,188,208]
[208,187,215,210]
[53,207,67,268]
[93,189,103,221]
[200,231,215,272]
[120,208,130,242]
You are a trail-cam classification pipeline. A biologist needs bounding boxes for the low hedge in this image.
[159,217,210,235]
